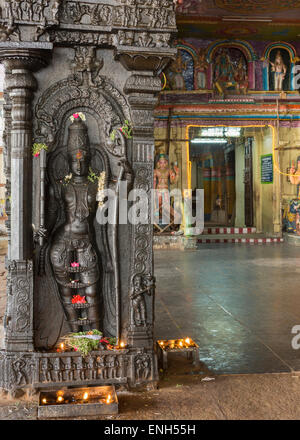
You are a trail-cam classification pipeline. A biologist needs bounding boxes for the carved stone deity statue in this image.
[44,118,101,332]
[213,48,235,95]
[167,51,187,91]
[270,50,287,91]
[194,48,208,90]
[153,153,180,226]
[234,57,249,94]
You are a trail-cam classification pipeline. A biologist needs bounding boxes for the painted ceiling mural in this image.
[176,0,300,16]
[176,0,300,40]
[215,0,300,13]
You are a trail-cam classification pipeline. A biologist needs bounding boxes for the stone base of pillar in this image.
[0,348,158,395]
[4,260,34,352]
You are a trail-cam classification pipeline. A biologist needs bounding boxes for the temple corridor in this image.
[154,244,300,375]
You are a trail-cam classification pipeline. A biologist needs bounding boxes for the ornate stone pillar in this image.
[124,74,161,349]
[273,126,282,235]
[0,43,52,351]
[118,47,175,349]
[2,88,12,263]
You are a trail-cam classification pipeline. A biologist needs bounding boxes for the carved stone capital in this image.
[115,46,176,74]
[0,42,53,73]
[124,74,162,95]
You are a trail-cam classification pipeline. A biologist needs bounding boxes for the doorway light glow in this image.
[191,138,228,144]
[200,127,241,138]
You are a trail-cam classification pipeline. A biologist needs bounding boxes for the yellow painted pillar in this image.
[203,166,212,219]
[211,165,218,212]
[225,163,235,217]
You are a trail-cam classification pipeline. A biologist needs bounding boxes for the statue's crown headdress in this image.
[67,118,90,155]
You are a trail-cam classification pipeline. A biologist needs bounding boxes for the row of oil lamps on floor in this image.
[158,337,197,350]
[41,390,114,406]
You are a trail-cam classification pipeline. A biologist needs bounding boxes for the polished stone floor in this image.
[154,243,300,374]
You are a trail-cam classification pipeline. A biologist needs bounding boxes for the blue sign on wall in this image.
[261,154,273,184]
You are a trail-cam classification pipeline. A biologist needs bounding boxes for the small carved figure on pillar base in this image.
[53,357,63,382]
[130,275,155,327]
[87,356,97,380]
[135,354,151,383]
[12,359,28,386]
[64,357,75,381]
[40,358,53,382]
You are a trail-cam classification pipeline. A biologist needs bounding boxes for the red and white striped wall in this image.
[203,227,257,235]
[198,237,284,244]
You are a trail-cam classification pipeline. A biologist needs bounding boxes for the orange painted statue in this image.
[234,57,249,94]
[153,154,180,225]
[285,157,300,235]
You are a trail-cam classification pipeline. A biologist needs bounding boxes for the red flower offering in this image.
[34,153,40,157]
[100,338,109,344]
[71,262,80,268]
[72,295,86,304]
[73,113,79,119]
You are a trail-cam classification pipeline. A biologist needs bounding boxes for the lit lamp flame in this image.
[42,398,47,404]
[57,396,64,403]
[120,342,125,348]
[60,343,65,351]
[159,341,164,345]
[185,338,191,345]
[106,394,112,405]
[83,392,89,401]
[179,341,183,347]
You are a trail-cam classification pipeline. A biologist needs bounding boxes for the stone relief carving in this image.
[1,0,61,23]
[4,261,34,351]
[0,0,62,42]
[71,46,104,86]
[58,1,176,30]
[31,46,137,348]
[38,354,127,383]
[34,46,130,148]
[130,273,155,327]
[0,19,21,42]
[49,29,113,45]
[0,0,175,45]
[135,353,151,382]
[0,354,36,393]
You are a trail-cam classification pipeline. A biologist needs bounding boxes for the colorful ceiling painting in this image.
[215,0,300,14]
[176,0,300,41]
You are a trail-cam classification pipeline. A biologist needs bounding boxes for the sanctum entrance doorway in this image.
[188,125,278,235]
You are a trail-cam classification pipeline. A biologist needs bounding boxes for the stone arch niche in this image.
[165,45,195,91]
[0,0,177,395]
[207,40,256,92]
[32,68,130,350]
[262,43,298,92]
